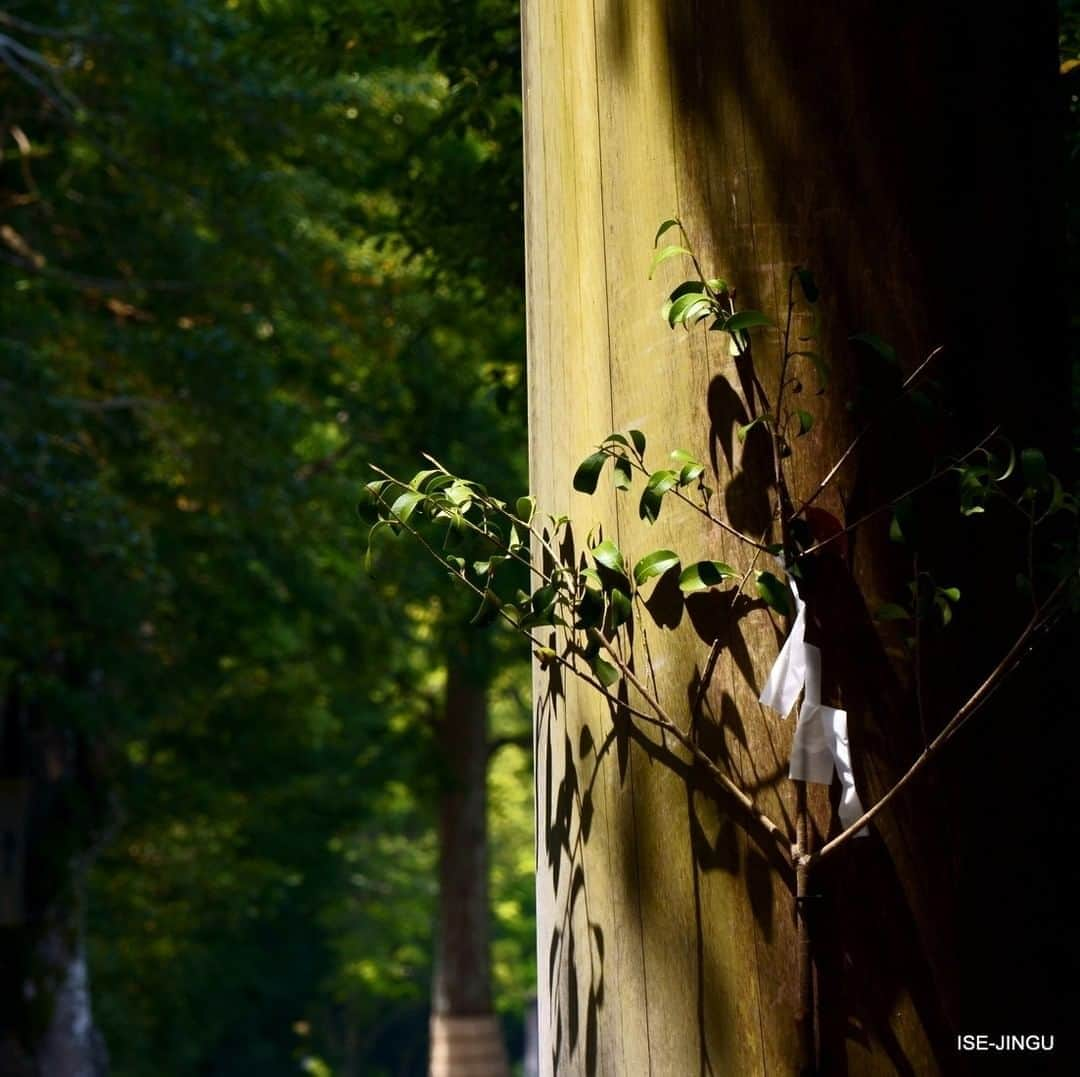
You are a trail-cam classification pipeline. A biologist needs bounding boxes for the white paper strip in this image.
[758,581,868,837]
[757,581,807,717]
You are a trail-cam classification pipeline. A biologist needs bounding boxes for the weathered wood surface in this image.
[523,2,1058,1074]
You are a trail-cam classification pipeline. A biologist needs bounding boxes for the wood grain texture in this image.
[523,1,1058,1073]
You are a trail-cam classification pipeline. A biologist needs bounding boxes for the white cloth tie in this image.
[759,578,868,836]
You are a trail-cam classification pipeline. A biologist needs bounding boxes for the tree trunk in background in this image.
[522,2,1061,1074]
[0,681,109,1076]
[430,645,510,1077]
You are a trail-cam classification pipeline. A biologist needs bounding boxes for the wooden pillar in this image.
[522,1,1059,1074]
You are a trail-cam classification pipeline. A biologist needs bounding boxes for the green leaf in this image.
[667,280,707,302]
[363,519,394,574]
[508,523,527,552]
[938,586,961,602]
[795,267,819,303]
[755,571,793,616]
[515,496,536,523]
[1046,473,1065,515]
[736,415,769,443]
[679,462,703,485]
[573,451,608,494]
[991,441,1016,482]
[409,467,444,491]
[531,583,559,616]
[591,539,626,576]
[364,478,392,502]
[639,469,679,524]
[648,469,679,492]
[633,549,681,586]
[653,218,681,246]
[574,586,605,630]
[889,496,915,544]
[608,588,632,630]
[934,594,953,626]
[670,449,704,485]
[470,588,502,628]
[629,429,647,458]
[875,603,910,622]
[850,332,898,364]
[580,567,604,592]
[684,299,715,327]
[679,561,737,592]
[649,244,691,279]
[389,489,424,524]
[589,653,620,688]
[478,555,508,579]
[796,409,813,437]
[535,646,559,669]
[667,292,710,327]
[1020,447,1048,489]
[725,310,775,334]
[445,481,474,508]
[612,455,633,490]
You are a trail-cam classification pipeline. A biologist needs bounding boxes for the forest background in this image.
[2,1,1078,1075]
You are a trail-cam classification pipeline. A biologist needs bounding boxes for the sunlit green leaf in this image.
[667,292,709,327]
[633,549,681,586]
[535,646,559,669]
[678,561,737,592]
[736,415,769,443]
[725,310,774,334]
[649,244,691,279]
[653,218,681,246]
[591,539,626,576]
[580,567,603,592]
[992,441,1016,482]
[390,489,424,524]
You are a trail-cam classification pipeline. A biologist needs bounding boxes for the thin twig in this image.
[621,453,771,551]
[794,345,946,517]
[798,427,1001,558]
[586,628,789,847]
[689,530,770,726]
[805,577,1069,866]
[913,555,927,748]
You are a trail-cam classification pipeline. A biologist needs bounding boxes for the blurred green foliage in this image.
[1,0,530,1074]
